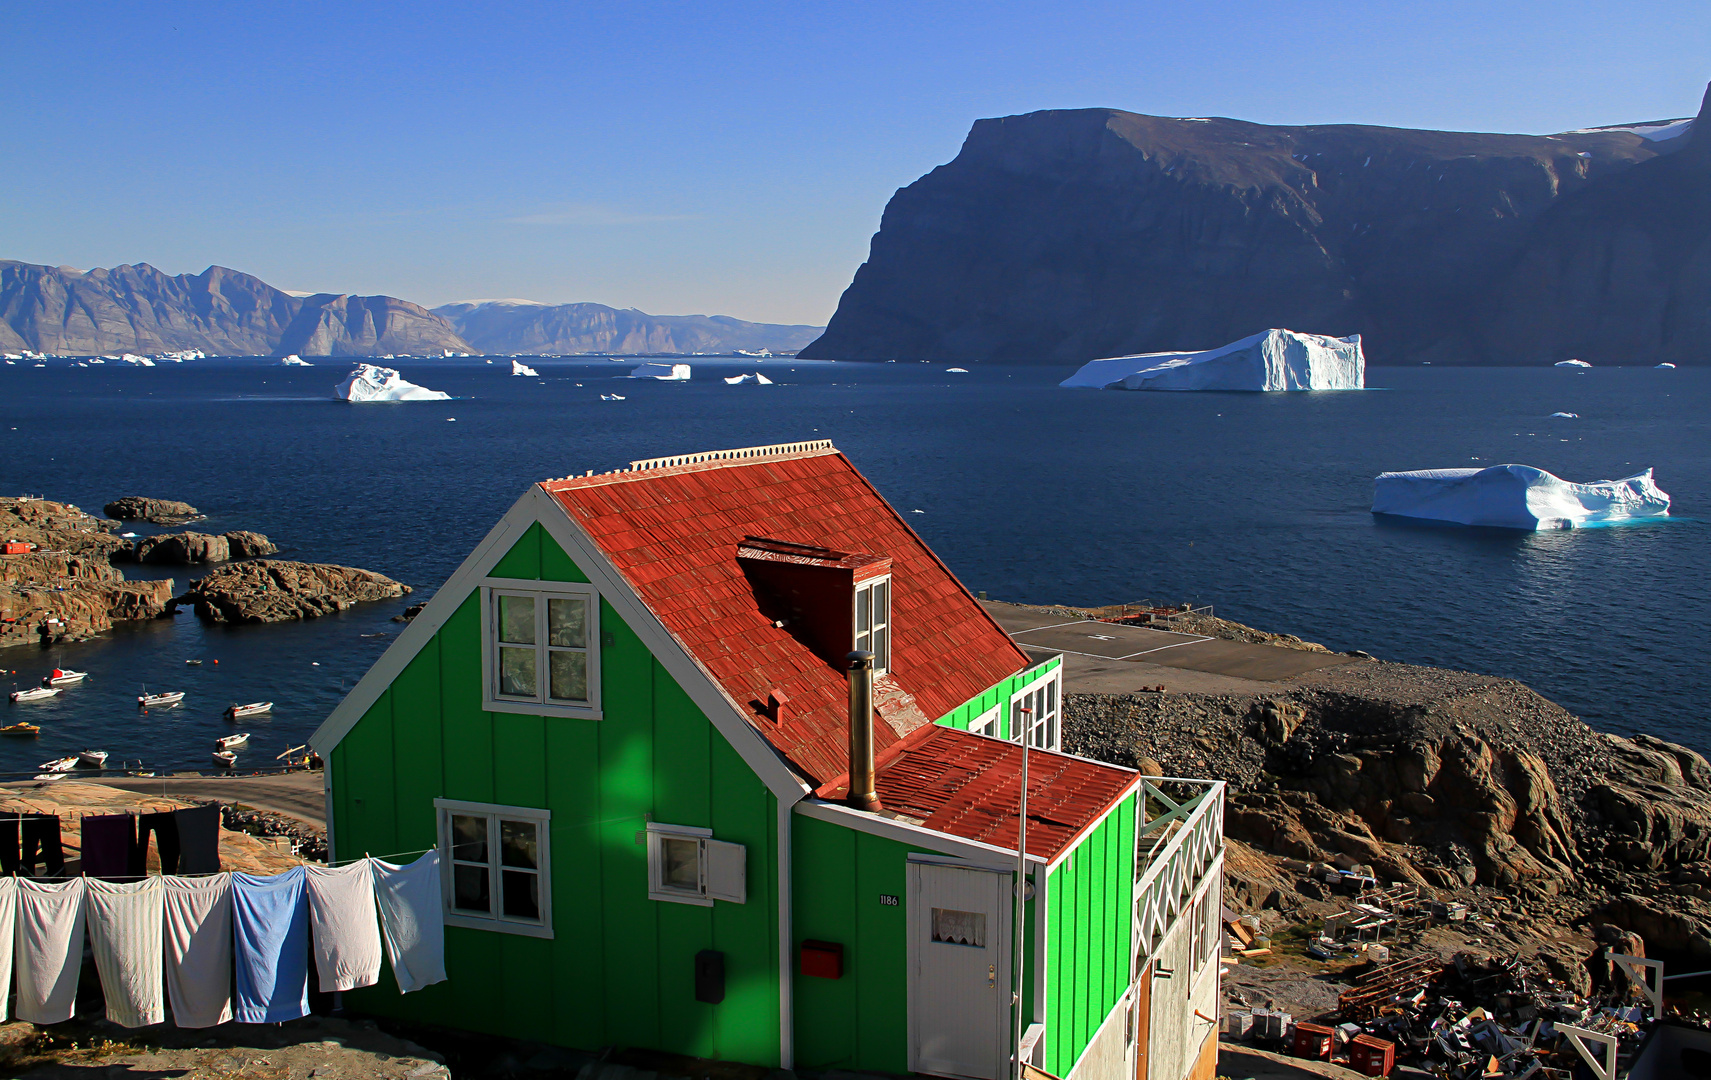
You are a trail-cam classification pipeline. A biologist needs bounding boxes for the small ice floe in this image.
[280,354,312,366]
[120,353,156,366]
[909,509,925,514]
[1554,359,1592,368]
[631,362,690,381]
[1657,362,1677,369]
[600,394,626,401]
[1550,412,1579,418]
[723,373,774,385]
[1373,464,1669,530]
[88,358,105,364]
[333,364,452,402]
[947,367,969,373]
[512,360,540,377]
[121,532,138,538]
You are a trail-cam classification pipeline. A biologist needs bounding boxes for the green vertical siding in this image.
[1045,791,1137,1077]
[938,655,1061,740]
[333,527,780,1063]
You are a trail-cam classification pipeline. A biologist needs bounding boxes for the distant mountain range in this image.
[803,83,1711,365]
[0,261,822,357]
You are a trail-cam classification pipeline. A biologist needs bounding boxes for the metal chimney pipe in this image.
[846,650,881,812]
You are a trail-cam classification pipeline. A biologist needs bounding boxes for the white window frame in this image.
[970,703,1002,739]
[1010,668,1061,751]
[854,575,892,674]
[481,579,602,719]
[435,798,552,939]
[646,822,747,907]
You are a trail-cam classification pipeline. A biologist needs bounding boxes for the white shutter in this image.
[704,839,747,904]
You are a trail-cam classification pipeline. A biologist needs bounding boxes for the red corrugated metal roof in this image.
[820,725,1139,861]
[542,445,1032,785]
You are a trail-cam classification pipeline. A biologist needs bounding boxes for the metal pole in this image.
[1013,706,1031,1080]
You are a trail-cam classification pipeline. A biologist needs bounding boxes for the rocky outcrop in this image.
[802,89,1704,365]
[0,496,128,559]
[0,262,469,357]
[117,530,277,565]
[183,560,410,623]
[0,497,175,646]
[104,496,202,525]
[433,300,823,355]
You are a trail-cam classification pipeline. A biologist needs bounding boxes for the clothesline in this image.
[0,851,448,1030]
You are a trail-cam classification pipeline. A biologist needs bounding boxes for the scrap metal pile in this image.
[1222,883,1671,1078]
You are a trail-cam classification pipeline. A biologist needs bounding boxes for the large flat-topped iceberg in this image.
[1061,329,1364,392]
[1373,465,1669,530]
[631,362,691,381]
[334,364,451,402]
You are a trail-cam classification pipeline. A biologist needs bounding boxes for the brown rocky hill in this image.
[0,261,470,357]
[802,85,1706,365]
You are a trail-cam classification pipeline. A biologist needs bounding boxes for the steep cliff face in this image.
[0,262,469,356]
[1485,85,1711,365]
[277,293,470,356]
[433,300,822,354]
[802,101,1693,364]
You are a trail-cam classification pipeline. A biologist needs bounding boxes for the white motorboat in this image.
[139,691,185,708]
[78,749,108,767]
[38,755,76,773]
[212,750,237,768]
[11,687,61,703]
[215,733,249,749]
[43,669,86,687]
[224,701,272,719]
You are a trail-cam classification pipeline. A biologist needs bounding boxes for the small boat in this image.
[212,750,237,768]
[10,687,60,703]
[138,691,185,708]
[185,659,203,666]
[0,723,40,736]
[215,733,249,749]
[224,701,272,719]
[42,669,86,687]
[38,755,76,773]
[77,749,108,767]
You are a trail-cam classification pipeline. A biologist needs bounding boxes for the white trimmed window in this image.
[970,703,1001,739]
[854,577,891,673]
[482,582,601,718]
[1011,670,1061,750]
[646,822,747,907]
[436,799,552,938]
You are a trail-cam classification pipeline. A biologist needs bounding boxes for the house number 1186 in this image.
[879,894,899,906]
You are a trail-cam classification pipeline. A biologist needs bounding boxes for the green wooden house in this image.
[312,440,1224,1080]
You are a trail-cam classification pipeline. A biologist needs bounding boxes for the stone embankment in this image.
[181,559,411,623]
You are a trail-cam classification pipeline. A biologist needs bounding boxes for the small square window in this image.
[647,824,747,906]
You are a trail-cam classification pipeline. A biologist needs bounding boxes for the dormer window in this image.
[855,577,891,673]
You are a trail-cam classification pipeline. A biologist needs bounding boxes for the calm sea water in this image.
[0,358,1704,775]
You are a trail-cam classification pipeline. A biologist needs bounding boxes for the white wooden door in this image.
[908,860,1014,1080]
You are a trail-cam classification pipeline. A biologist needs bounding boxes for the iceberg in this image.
[120,353,156,367]
[631,362,691,381]
[280,355,313,367]
[723,372,774,385]
[1657,363,1677,369]
[1060,329,1363,391]
[1549,412,1578,418]
[946,367,969,373]
[333,364,452,402]
[1372,465,1669,530]
[512,360,540,377]
[1555,359,1592,368]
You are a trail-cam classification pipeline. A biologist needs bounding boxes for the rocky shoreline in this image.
[1051,602,1711,960]
[0,494,410,645]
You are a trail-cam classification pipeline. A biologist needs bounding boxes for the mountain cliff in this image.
[0,261,470,356]
[433,300,822,355]
[802,87,1707,365]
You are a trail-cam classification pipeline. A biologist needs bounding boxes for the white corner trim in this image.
[310,488,544,755]
[776,795,794,1069]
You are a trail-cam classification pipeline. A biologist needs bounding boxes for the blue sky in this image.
[2,2,1707,324]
